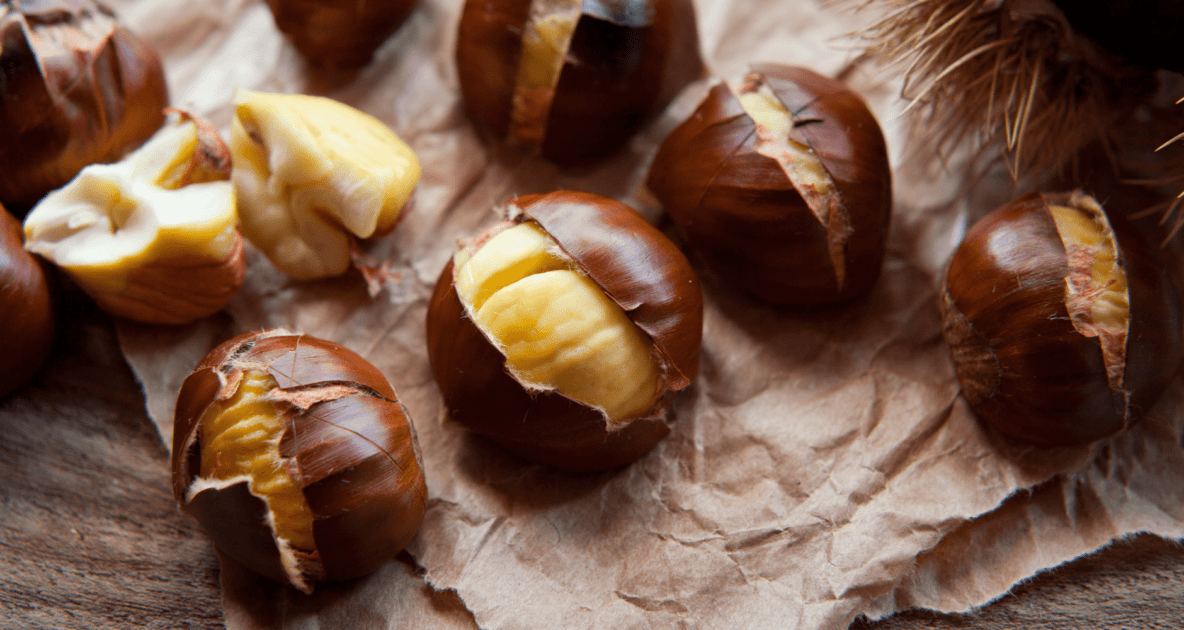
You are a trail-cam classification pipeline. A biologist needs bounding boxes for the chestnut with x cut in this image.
[940,191,1184,446]
[648,64,892,305]
[172,331,427,593]
[427,191,703,471]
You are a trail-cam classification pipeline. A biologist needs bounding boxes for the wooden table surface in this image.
[4,301,1184,629]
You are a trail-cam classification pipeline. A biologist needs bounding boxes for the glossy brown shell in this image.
[0,205,54,398]
[0,0,168,212]
[425,191,703,471]
[171,331,428,589]
[265,0,419,69]
[940,192,1184,446]
[455,0,703,164]
[647,64,892,305]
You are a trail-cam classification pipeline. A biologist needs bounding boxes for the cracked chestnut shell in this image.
[171,331,427,592]
[265,0,419,69]
[426,191,702,471]
[0,0,169,212]
[0,204,54,398]
[456,0,703,164]
[940,191,1184,446]
[647,64,892,305]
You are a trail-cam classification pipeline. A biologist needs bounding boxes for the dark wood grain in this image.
[0,299,222,630]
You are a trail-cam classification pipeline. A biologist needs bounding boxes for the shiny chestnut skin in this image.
[0,204,54,397]
[265,0,418,69]
[0,0,169,213]
[940,191,1184,447]
[426,191,703,471]
[647,64,892,305]
[456,0,703,164]
[172,331,427,592]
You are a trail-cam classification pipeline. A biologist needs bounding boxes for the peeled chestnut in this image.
[264,0,418,69]
[456,0,703,164]
[0,204,54,398]
[940,191,1184,447]
[230,90,421,280]
[172,331,427,592]
[23,112,244,326]
[0,0,169,212]
[647,64,892,305]
[426,191,702,471]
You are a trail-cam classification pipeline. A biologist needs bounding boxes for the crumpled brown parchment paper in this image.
[105,0,1184,628]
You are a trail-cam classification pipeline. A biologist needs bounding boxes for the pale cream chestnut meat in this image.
[23,116,237,305]
[453,221,660,424]
[230,90,421,280]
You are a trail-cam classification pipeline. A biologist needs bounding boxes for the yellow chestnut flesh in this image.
[1047,199,1130,387]
[454,222,660,425]
[508,0,581,146]
[21,115,243,325]
[196,369,314,553]
[231,90,421,280]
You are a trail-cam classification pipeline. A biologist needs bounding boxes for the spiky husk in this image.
[849,0,1162,183]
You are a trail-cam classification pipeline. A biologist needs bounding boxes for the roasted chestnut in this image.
[940,191,1184,447]
[647,64,892,305]
[172,331,427,592]
[23,112,244,326]
[230,90,421,280]
[456,0,703,164]
[0,0,169,212]
[0,204,54,398]
[426,191,702,471]
[264,0,419,69]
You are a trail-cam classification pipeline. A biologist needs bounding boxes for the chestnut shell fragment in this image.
[171,331,427,590]
[0,0,169,212]
[265,0,419,69]
[426,191,703,471]
[940,192,1184,447]
[456,0,703,164]
[647,64,892,305]
[0,205,54,398]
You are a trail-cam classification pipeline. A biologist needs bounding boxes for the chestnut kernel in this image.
[172,331,428,592]
[456,0,704,164]
[264,0,419,69]
[940,191,1184,446]
[230,90,421,280]
[0,204,54,398]
[647,64,892,305]
[0,0,169,212]
[23,112,244,326]
[426,191,703,471]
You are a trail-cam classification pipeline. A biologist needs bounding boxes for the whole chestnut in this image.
[0,204,54,398]
[426,191,703,471]
[940,191,1184,447]
[647,64,892,305]
[171,331,427,593]
[0,0,169,212]
[456,0,703,164]
[264,0,419,69]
